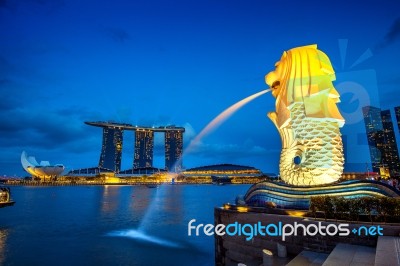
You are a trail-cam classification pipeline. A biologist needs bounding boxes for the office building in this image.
[395,106,400,132]
[363,106,400,177]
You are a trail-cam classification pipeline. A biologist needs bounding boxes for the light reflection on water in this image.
[0,228,8,265]
[106,229,183,249]
[1,184,250,266]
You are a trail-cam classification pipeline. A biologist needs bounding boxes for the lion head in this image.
[265,44,345,129]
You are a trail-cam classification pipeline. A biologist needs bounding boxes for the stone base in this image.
[214,207,400,266]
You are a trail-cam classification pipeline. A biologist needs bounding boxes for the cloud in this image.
[0,104,106,175]
[137,122,276,166]
[172,122,280,168]
[179,140,280,171]
[0,54,52,111]
[0,79,22,111]
[376,17,400,50]
[185,140,277,158]
[182,123,196,142]
[103,27,130,43]
[0,106,101,152]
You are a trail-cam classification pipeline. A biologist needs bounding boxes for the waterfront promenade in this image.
[1,173,265,186]
[2,178,262,186]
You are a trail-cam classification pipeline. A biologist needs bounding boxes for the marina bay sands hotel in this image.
[85,121,185,173]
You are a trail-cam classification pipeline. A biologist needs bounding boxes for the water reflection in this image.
[162,185,183,226]
[101,185,123,214]
[98,185,186,251]
[97,185,186,232]
[0,228,9,265]
[129,186,151,212]
[107,229,183,248]
[139,185,184,232]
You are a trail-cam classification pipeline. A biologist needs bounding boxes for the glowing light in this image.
[223,203,231,210]
[286,210,306,217]
[236,206,248,213]
[263,249,273,256]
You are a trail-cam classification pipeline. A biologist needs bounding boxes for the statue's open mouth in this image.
[271,80,280,90]
[271,80,280,97]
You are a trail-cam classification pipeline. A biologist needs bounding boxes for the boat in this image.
[0,187,15,208]
[146,184,158,188]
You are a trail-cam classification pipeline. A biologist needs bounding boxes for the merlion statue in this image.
[266,44,345,186]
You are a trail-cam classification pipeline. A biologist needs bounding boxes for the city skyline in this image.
[1,1,400,176]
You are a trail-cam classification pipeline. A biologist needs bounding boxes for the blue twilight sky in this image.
[1,0,400,176]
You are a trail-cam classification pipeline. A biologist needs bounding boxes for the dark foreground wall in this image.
[214,207,400,266]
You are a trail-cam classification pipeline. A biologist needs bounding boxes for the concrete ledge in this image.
[215,208,400,265]
[375,236,400,266]
[286,251,328,266]
[321,243,375,266]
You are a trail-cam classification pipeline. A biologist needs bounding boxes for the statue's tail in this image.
[275,103,344,186]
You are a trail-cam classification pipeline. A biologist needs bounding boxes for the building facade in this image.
[395,106,400,132]
[363,106,400,177]
[380,110,400,176]
[134,129,154,168]
[165,129,184,171]
[98,126,123,173]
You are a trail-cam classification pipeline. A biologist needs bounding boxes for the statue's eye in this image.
[272,81,280,89]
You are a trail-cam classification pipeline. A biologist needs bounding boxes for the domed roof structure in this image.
[21,151,64,179]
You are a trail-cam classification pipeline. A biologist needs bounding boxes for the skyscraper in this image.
[395,106,400,132]
[86,122,185,172]
[363,106,400,177]
[134,130,154,168]
[165,129,184,172]
[380,110,400,176]
[98,126,123,173]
